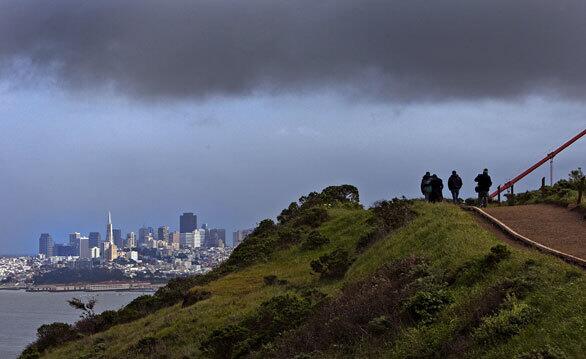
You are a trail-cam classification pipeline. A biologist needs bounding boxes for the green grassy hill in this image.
[24,186,585,358]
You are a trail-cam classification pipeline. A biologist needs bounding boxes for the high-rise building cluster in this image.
[38,211,233,260]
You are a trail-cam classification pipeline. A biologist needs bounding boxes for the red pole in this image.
[490,129,586,198]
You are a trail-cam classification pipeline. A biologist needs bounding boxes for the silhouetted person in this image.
[448,170,463,203]
[430,174,444,203]
[421,172,432,202]
[474,168,492,207]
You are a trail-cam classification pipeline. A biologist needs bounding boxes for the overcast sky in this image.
[0,0,584,253]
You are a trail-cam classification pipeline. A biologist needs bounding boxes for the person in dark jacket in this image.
[421,172,432,202]
[448,170,463,203]
[474,168,492,207]
[429,174,444,203]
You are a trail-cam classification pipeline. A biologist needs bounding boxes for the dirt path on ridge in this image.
[483,204,586,260]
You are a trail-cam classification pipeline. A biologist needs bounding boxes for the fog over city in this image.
[0,0,584,254]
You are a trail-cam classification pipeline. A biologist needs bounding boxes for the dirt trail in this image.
[484,204,586,260]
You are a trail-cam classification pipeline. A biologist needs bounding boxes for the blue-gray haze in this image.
[0,1,584,254]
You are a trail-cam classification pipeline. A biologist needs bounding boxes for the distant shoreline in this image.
[0,282,163,293]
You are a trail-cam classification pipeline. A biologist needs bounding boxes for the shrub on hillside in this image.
[270,257,425,357]
[310,249,352,279]
[182,289,212,307]
[277,202,300,224]
[294,207,329,228]
[473,295,539,345]
[403,289,453,324]
[299,185,360,209]
[371,198,415,233]
[263,275,288,286]
[356,198,415,252]
[32,322,80,353]
[484,244,512,267]
[355,228,384,252]
[202,294,313,358]
[300,231,330,250]
[277,227,303,245]
[202,324,250,359]
[516,345,568,359]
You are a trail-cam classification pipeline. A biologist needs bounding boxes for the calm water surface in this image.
[0,290,148,358]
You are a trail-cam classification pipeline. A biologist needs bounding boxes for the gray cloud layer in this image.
[1,0,586,100]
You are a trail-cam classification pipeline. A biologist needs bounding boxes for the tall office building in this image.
[126,232,136,248]
[54,244,77,256]
[113,229,123,248]
[105,211,117,261]
[169,231,180,249]
[180,213,197,233]
[180,229,204,248]
[207,228,226,247]
[158,226,169,242]
[89,232,101,249]
[232,229,254,247]
[79,236,90,258]
[138,226,150,247]
[38,233,54,257]
[69,232,81,251]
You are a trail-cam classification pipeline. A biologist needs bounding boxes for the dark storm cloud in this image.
[1,0,585,100]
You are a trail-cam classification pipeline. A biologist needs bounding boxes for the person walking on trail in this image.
[474,168,492,207]
[448,170,463,203]
[421,172,432,202]
[430,174,444,203]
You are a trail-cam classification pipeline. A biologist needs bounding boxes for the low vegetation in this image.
[23,185,586,359]
[509,168,585,211]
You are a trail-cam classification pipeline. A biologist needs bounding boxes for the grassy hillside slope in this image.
[35,195,585,358]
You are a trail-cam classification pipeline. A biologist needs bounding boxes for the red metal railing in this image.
[490,128,586,198]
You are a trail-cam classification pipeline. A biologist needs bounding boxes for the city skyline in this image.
[1,1,585,255]
[35,210,242,256]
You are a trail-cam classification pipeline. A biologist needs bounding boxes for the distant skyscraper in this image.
[106,212,113,244]
[38,233,54,257]
[158,226,169,242]
[69,232,81,250]
[113,228,123,248]
[232,229,254,247]
[138,226,150,247]
[180,229,203,248]
[54,244,77,256]
[79,236,90,258]
[180,213,197,233]
[126,232,136,248]
[105,211,117,261]
[207,228,226,247]
[89,232,101,249]
[169,231,180,249]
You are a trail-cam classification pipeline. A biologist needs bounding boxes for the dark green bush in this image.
[277,202,300,224]
[34,322,80,352]
[310,249,352,279]
[484,244,512,266]
[277,227,303,245]
[516,345,568,359]
[295,207,329,227]
[128,336,164,356]
[367,315,393,335]
[300,231,330,250]
[202,294,313,358]
[371,198,415,233]
[403,289,453,324]
[355,228,384,252]
[263,275,288,286]
[182,289,212,307]
[473,295,539,345]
